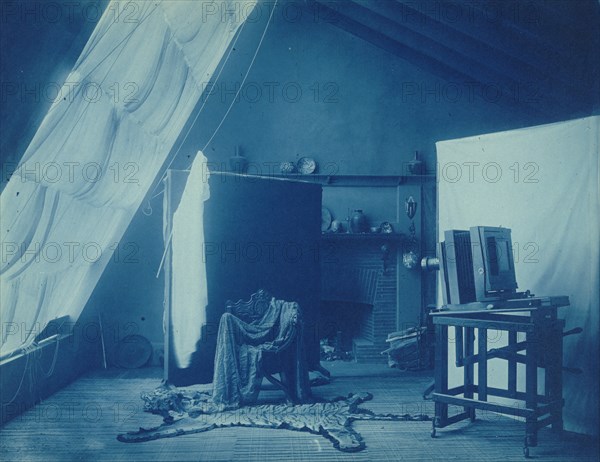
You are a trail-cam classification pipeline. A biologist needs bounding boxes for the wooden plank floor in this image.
[1,362,597,462]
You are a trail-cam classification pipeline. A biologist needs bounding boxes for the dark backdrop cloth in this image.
[211,298,301,409]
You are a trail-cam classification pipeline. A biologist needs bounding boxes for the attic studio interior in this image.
[0,1,599,461]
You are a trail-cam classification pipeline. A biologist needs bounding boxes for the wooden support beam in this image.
[381,0,589,107]
[432,393,535,418]
[308,0,569,117]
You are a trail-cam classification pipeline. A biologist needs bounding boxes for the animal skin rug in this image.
[117,386,430,452]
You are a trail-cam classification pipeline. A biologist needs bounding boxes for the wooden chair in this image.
[225,289,311,404]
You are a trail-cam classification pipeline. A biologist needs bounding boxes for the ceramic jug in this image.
[350,210,368,233]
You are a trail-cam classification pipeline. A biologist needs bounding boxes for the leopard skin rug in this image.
[117,386,430,452]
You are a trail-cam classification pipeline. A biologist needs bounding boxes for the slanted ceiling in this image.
[308,0,600,119]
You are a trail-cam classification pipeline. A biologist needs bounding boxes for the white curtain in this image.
[0,0,256,357]
[170,152,210,368]
[436,116,599,436]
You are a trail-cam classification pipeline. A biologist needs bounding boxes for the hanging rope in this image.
[199,0,279,154]
[153,1,278,280]
[148,0,279,202]
[145,16,248,201]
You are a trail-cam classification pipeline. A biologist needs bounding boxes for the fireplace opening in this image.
[319,265,382,362]
[318,301,373,360]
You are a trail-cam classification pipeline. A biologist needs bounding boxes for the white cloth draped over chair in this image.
[0,0,257,357]
[212,292,310,409]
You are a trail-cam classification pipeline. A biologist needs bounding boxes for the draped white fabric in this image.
[436,116,599,436]
[171,152,210,368]
[0,0,256,357]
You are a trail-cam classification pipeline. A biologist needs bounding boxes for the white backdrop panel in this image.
[436,116,599,436]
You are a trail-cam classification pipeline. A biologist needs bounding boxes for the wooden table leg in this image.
[455,326,464,367]
[508,330,517,399]
[548,322,564,432]
[478,328,487,401]
[464,327,475,420]
[525,323,538,448]
[433,323,448,436]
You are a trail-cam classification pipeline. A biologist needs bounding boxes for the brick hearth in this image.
[321,237,398,362]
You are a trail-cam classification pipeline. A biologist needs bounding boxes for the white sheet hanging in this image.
[0,0,256,357]
[170,152,210,368]
[436,115,599,436]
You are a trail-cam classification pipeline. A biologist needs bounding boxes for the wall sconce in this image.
[403,196,419,269]
[405,196,417,220]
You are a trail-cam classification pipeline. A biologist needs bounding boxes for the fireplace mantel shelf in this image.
[210,172,435,187]
[268,174,434,187]
[321,233,405,242]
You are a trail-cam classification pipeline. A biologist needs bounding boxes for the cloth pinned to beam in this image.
[0,0,257,357]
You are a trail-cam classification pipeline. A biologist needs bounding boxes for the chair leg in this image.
[264,373,295,403]
[313,364,331,378]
